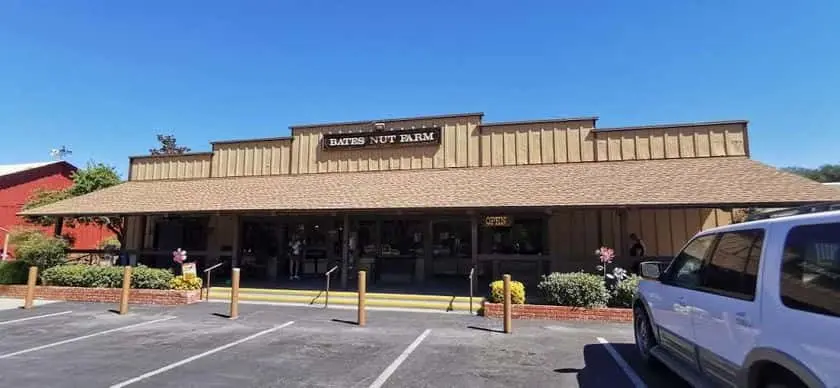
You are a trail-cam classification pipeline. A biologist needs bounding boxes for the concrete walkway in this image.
[0,297,56,311]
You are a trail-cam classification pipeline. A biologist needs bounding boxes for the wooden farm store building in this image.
[22,113,840,289]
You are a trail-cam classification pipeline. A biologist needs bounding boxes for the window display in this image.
[479,217,544,255]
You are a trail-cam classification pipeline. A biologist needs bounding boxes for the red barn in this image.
[0,161,111,258]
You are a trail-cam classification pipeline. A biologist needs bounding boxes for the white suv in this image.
[634,207,840,388]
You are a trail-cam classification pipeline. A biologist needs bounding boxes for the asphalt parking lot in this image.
[0,299,689,387]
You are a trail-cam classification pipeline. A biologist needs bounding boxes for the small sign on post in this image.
[181,262,197,278]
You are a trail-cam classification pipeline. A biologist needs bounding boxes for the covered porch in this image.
[118,205,737,293]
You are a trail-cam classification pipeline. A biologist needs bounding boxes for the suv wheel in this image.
[760,368,807,388]
[634,306,659,366]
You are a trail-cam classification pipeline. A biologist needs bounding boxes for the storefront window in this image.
[432,220,471,260]
[381,220,424,258]
[431,219,472,276]
[479,217,544,255]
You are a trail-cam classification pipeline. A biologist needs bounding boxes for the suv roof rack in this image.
[744,202,840,222]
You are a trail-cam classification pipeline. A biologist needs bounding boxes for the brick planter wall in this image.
[0,285,201,306]
[482,302,632,322]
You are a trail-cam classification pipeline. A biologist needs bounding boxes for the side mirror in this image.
[639,261,663,280]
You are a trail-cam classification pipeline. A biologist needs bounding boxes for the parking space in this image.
[0,302,689,387]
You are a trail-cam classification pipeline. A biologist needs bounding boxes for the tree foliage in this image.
[9,229,67,273]
[22,162,125,245]
[149,134,190,155]
[781,164,840,183]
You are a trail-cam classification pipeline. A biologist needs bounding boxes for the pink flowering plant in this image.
[595,246,615,278]
[172,248,187,264]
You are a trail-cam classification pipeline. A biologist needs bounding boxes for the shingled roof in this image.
[20,157,840,216]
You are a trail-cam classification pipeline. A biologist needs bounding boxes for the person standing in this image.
[629,233,647,274]
[289,234,303,280]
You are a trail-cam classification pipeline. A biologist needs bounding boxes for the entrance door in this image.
[691,229,764,384]
[649,234,716,366]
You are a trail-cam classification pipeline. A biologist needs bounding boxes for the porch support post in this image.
[231,214,241,270]
[341,214,349,289]
[470,214,478,269]
[53,217,64,238]
[424,219,433,279]
[137,215,147,266]
[471,213,478,294]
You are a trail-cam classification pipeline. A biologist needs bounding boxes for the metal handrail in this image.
[204,262,225,273]
[468,266,476,314]
[203,261,226,301]
[325,265,339,308]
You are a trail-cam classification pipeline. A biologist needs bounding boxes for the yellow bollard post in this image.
[119,266,132,315]
[23,266,38,309]
[229,268,240,319]
[503,274,512,334]
[358,270,366,327]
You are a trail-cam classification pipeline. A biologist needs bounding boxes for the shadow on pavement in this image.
[569,343,690,388]
[466,325,505,334]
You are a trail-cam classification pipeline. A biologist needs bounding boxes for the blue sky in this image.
[1,1,838,178]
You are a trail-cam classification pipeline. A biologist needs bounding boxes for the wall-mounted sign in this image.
[322,127,442,150]
[484,216,513,227]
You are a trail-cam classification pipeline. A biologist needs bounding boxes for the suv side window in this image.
[662,234,716,288]
[701,229,764,300]
[780,222,840,318]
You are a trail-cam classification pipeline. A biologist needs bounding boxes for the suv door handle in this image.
[672,297,688,312]
[735,312,752,327]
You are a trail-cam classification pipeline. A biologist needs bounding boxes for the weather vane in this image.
[50,146,72,160]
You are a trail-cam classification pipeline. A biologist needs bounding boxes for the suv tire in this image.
[634,306,661,368]
[760,368,807,388]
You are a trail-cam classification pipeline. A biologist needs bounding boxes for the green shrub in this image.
[488,279,526,304]
[42,265,173,289]
[610,275,641,308]
[0,260,30,284]
[132,266,174,289]
[169,275,202,290]
[537,272,610,308]
[10,230,67,272]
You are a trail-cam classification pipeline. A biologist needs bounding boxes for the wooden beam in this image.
[53,217,64,238]
[341,214,349,289]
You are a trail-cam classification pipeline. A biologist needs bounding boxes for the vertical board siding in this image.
[478,121,595,166]
[211,140,291,178]
[129,154,213,181]
[580,127,595,162]
[550,207,737,269]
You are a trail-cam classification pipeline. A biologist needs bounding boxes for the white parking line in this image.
[0,310,73,326]
[0,316,176,360]
[369,329,431,388]
[109,320,295,388]
[596,337,647,388]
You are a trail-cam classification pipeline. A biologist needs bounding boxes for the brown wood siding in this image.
[481,122,746,168]
[129,154,212,181]
[547,206,739,272]
[290,116,481,173]
[479,120,596,166]
[211,140,291,178]
[123,216,142,250]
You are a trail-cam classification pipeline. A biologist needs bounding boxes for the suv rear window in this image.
[780,222,840,318]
